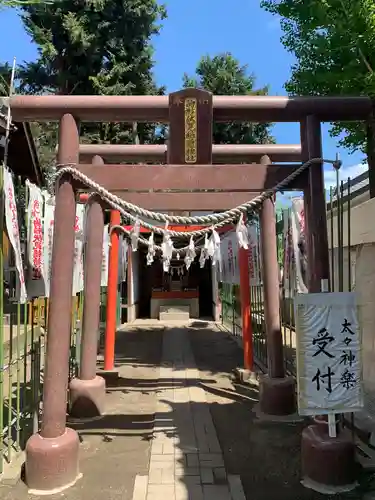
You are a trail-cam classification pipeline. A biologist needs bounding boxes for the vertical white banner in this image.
[43,195,55,298]
[295,292,363,415]
[118,237,128,283]
[26,181,45,298]
[121,239,129,283]
[219,230,240,285]
[72,204,85,295]
[282,209,293,298]
[291,197,308,294]
[101,224,109,287]
[247,223,260,286]
[3,168,27,303]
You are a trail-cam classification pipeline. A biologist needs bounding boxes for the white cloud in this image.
[324,162,368,191]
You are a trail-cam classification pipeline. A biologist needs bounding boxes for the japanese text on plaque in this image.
[294,292,363,416]
[184,98,197,163]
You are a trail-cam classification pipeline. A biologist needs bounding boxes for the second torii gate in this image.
[76,139,303,383]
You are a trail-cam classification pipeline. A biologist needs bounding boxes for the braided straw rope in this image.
[55,157,340,252]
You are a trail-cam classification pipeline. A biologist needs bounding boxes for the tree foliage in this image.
[7,0,167,172]
[0,0,52,8]
[183,53,274,145]
[261,0,375,155]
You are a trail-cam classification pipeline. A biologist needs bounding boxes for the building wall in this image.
[327,194,375,438]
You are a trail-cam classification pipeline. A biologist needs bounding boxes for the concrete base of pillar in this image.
[96,368,120,386]
[301,424,357,493]
[259,374,296,416]
[69,375,106,418]
[233,367,259,387]
[25,427,81,495]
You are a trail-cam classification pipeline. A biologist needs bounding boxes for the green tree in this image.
[1,0,52,8]
[261,0,375,157]
[13,0,167,171]
[183,53,275,144]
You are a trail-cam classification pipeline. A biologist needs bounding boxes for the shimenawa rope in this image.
[54,157,341,253]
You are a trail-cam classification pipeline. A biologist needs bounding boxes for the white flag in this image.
[291,197,308,294]
[3,167,27,303]
[43,194,55,298]
[101,224,109,287]
[118,237,128,283]
[26,181,45,298]
[72,204,85,295]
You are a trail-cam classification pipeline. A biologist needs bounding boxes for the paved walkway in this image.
[133,326,245,500]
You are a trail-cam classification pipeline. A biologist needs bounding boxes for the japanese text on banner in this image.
[43,195,54,298]
[247,223,260,286]
[101,224,109,287]
[3,168,27,303]
[26,181,45,298]
[72,204,85,295]
[219,230,239,285]
[295,292,363,416]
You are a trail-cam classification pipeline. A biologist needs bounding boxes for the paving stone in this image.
[174,448,185,459]
[151,442,164,454]
[227,475,246,500]
[162,469,175,484]
[200,468,214,484]
[202,485,231,500]
[183,467,200,476]
[132,475,148,500]
[175,484,204,500]
[199,454,224,468]
[148,469,163,484]
[176,476,201,487]
[213,467,227,484]
[150,461,174,471]
[163,443,176,454]
[186,453,199,467]
[175,466,185,477]
[147,484,175,500]
[151,454,175,462]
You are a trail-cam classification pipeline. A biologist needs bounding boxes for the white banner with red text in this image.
[101,224,110,287]
[72,204,85,295]
[3,167,27,303]
[26,181,45,298]
[43,194,55,298]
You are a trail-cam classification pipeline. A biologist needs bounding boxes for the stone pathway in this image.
[133,326,246,500]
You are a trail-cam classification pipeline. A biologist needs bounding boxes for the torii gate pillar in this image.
[257,155,296,417]
[25,114,81,493]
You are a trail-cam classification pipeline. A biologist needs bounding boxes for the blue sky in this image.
[0,0,368,194]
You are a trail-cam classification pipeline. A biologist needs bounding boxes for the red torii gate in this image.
[8,89,370,494]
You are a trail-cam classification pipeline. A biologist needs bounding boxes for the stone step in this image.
[159,305,190,314]
[159,312,190,322]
